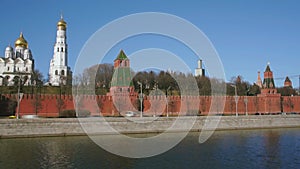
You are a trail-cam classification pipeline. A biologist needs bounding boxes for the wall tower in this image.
[109,50,134,96]
[284,76,292,87]
[260,63,279,95]
[256,71,263,88]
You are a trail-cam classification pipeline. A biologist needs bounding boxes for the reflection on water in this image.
[0,128,300,169]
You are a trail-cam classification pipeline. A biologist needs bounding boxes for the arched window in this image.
[3,76,10,86]
[26,67,28,72]
[57,47,59,52]
[55,70,58,75]
[61,70,65,76]
[61,47,64,52]
[16,51,20,58]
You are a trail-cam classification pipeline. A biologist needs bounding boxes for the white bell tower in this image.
[49,15,71,86]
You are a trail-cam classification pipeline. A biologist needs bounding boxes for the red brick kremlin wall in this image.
[1,94,300,117]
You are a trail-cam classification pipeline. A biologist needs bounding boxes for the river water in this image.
[0,128,300,169]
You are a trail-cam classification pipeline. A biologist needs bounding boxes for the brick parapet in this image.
[1,94,299,117]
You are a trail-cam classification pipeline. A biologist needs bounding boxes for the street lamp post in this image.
[166,86,171,117]
[16,76,24,119]
[244,97,248,116]
[137,81,143,118]
[231,84,238,116]
[17,78,21,119]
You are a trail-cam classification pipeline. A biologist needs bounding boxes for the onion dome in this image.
[57,16,67,30]
[15,32,28,48]
[24,48,31,54]
[5,45,13,51]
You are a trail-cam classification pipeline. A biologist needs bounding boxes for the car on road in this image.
[124,111,140,117]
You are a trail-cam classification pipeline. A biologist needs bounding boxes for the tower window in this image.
[57,48,59,52]
[61,70,65,76]
[26,67,28,72]
[61,47,64,52]
[55,70,58,75]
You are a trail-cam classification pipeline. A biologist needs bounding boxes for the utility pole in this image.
[166,86,171,117]
[137,81,143,118]
[292,75,300,95]
[231,84,238,116]
[17,75,24,119]
[244,97,248,116]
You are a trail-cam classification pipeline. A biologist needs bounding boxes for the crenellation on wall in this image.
[2,93,300,117]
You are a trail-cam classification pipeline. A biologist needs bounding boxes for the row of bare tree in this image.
[73,64,297,96]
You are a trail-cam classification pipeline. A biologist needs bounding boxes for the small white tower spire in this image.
[195,59,205,77]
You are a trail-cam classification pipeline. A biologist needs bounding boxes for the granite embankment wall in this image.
[1,115,300,138]
[1,94,300,117]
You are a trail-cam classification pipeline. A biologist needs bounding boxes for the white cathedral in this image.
[0,16,72,86]
[0,33,34,86]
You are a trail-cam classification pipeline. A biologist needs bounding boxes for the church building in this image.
[0,33,34,86]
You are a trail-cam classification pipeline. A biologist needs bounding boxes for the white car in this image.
[125,111,135,117]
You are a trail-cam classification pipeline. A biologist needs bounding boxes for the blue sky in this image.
[0,0,299,87]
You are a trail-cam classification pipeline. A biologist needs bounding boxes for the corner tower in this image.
[48,15,72,86]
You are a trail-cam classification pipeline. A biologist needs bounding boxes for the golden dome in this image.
[15,32,28,48]
[57,18,67,30]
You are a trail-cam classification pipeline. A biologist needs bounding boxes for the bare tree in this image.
[31,69,44,115]
[56,98,65,114]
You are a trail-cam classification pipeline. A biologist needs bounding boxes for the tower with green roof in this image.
[258,63,281,115]
[108,50,135,114]
[109,50,136,114]
[110,50,134,90]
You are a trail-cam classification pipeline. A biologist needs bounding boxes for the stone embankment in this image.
[1,115,300,138]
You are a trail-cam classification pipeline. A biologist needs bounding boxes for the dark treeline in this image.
[73,64,297,96]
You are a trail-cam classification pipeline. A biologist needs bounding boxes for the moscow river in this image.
[0,128,300,169]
